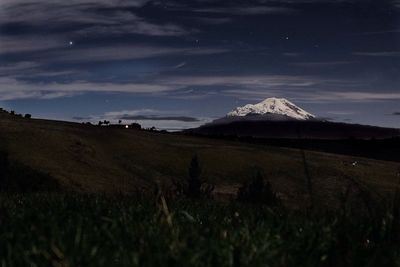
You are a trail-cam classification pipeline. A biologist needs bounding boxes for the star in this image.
[69,41,74,46]
[285,36,290,40]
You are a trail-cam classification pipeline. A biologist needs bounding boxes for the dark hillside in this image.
[0,112,399,208]
[188,120,400,140]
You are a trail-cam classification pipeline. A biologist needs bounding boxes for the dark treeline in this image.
[242,137,400,162]
[184,133,400,162]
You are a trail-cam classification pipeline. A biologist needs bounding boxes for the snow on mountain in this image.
[227,97,315,120]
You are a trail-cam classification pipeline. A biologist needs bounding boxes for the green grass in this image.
[1,193,400,267]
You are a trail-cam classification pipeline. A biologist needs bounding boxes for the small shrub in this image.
[24,114,32,119]
[0,151,9,191]
[237,169,280,206]
[174,155,214,199]
[130,123,141,130]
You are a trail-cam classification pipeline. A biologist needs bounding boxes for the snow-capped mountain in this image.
[227,97,315,120]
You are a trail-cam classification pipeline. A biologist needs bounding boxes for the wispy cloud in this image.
[42,46,229,63]
[357,29,400,35]
[191,6,296,15]
[0,36,65,55]
[0,62,40,75]
[173,62,187,69]
[76,18,191,37]
[289,61,354,67]
[0,0,191,50]
[72,116,93,121]
[119,115,200,122]
[298,91,400,103]
[326,111,356,115]
[104,109,163,118]
[159,75,337,88]
[96,108,209,130]
[353,52,400,57]
[195,17,232,24]
[221,88,400,103]
[283,52,304,57]
[0,77,175,101]
[0,73,370,101]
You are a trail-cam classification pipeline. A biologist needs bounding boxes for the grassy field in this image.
[0,112,399,209]
[1,193,400,267]
[1,113,400,266]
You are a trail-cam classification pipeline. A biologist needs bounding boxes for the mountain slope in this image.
[227,97,315,120]
[188,120,400,140]
[189,97,399,140]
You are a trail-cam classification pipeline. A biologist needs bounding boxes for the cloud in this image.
[191,6,296,15]
[0,61,40,75]
[158,75,354,89]
[97,108,209,130]
[41,46,229,63]
[119,115,200,122]
[296,91,400,103]
[326,111,356,115]
[353,52,400,57]
[0,77,176,100]
[104,109,162,118]
[220,87,400,103]
[195,17,232,24]
[0,36,64,55]
[391,112,400,115]
[289,61,354,67]
[72,116,93,121]
[357,29,400,35]
[76,17,191,37]
[0,73,368,101]
[173,62,187,69]
[0,1,149,27]
[283,52,304,57]
[0,0,191,46]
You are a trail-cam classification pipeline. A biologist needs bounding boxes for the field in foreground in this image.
[1,194,400,267]
[0,112,399,209]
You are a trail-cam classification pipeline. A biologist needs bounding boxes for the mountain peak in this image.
[227,97,315,120]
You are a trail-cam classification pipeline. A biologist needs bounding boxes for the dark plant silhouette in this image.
[24,114,32,119]
[130,123,141,130]
[237,169,280,206]
[0,151,9,191]
[174,155,214,199]
[188,155,202,196]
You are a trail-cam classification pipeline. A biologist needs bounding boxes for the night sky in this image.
[0,0,399,130]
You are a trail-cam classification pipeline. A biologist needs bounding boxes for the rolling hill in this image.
[0,111,399,208]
